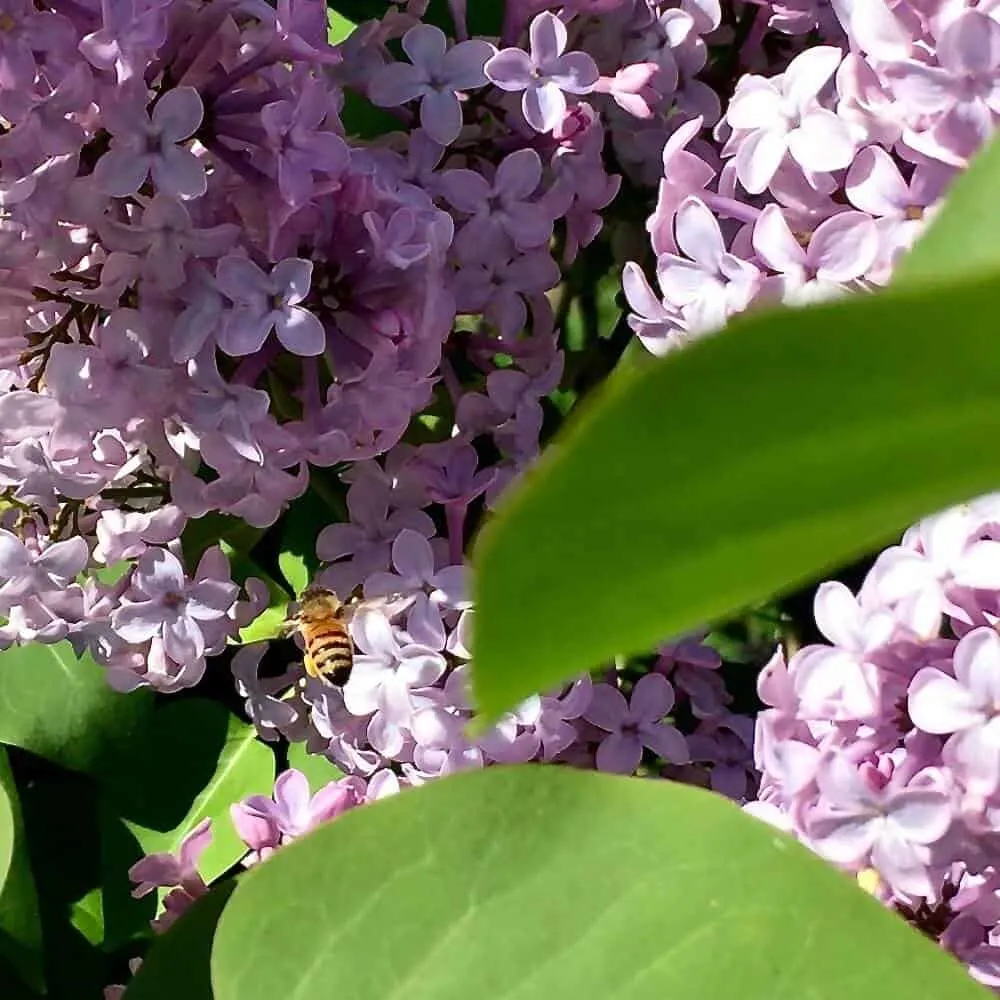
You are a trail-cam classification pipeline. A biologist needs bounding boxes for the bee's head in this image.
[298,584,342,616]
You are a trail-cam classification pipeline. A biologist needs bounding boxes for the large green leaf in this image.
[0,643,153,775]
[0,753,13,903]
[211,766,984,1000]
[896,131,1000,285]
[123,882,236,1000]
[110,700,275,884]
[471,273,1000,718]
[0,752,43,993]
[99,801,156,950]
[20,772,116,998]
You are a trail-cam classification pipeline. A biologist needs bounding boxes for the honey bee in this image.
[282,584,404,686]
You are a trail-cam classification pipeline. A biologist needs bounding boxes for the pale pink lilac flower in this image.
[808,755,952,896]
[129,818,212,932]
[725,46,855,193]
[909,629,1000,794]
[111,548,237,665]
[231,769,363,865]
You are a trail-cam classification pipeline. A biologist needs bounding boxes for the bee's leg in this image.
[277,610,300,639]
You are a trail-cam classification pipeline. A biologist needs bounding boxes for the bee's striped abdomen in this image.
[304,623,354,685]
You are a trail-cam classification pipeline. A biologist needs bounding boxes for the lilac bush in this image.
[0,0,998,995]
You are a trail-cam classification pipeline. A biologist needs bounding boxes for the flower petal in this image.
[908,667,984,734]
[595,732,643,774]
[524,80,565,133]
[583,682,628,731]
[529,12,567,68]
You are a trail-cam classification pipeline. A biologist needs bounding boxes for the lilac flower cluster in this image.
[107,769,362,993]
[235,509,755,790]
[622,0,991,355]
[0,0,644,691]
[750,499,1000,986]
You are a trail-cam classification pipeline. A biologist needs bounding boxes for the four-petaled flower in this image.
[94,85,206,200]
[486,12,600,133]
[726,45,855,193]
[909,628,1000,793]
[585,674,690,774]
[215,256,326,357]
[111,548,237,664]
[0,531,88,603]
[369,24,495,145]
[808,755,952,896]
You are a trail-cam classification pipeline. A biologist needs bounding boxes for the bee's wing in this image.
[342,592,412,625]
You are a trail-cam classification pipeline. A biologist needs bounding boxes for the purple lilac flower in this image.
[111,548,236,665]
[129,818,211,932]
[725,45,854,194]
[486,12,600,132]
[369,25,495,145]
[231,770,362,865]
[215,256,326,357]
[808,756,952,896]
[94,85,206,200]
[585,674,689,774]
[0,531,88,603]
[909,628,1000,793]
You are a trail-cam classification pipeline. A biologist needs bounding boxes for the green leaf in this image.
[213,539,291,644]
[124,881,236,1000]
[340,89,404,141]
[0,754,14,904]
[88,560,131,586]
[211,766,984,1000]
[327,7,356,44]
[111,700,275,885]
[20,772,116,998]
[0,752,44,993]
[277,548,309,597]
[181,512,264,568]
[0,960,42,999]
[471,274,1000,719]
[0,643,154,775]
[896,131,1000,286]
[98,802,155,950]
[276,488,327,597]
[236,604,288,644]
[69,888,104,947]
[286,743,343,792]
